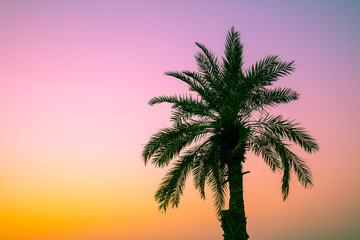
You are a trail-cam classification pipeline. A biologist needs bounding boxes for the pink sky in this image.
[1,1,359,239]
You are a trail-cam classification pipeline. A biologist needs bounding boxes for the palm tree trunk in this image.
[221,157,249,240]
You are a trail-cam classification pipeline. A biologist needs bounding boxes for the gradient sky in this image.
[1,1,359,239]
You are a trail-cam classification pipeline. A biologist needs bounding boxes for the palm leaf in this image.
[249,135,281,172]
[154,148,196,211]
[222,26,244,90]
[248,87,299,111]
[244,56,295,91]
[255,114,319,153]
[142,122,210,167]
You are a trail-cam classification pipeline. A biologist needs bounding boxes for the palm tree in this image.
[142,27,319,240]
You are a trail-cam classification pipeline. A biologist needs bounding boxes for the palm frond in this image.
[278,146,313,200]
[149,94,214,125]
[192,140,220,200]
[248,87,299,111]
[192,156,210,199]
[222,26,244,89]
[164,71,209,99]
[244,56,295,90]
[249,135,281,172]
[194,42,221,80]
[194,42,224,94]
[206,145,227,216]
[286,150,313,188]
[260,132,292,200]
[208,168,227,216]
[280,153,291,200]
[154,147,197,211]
[254,114,319,153]
[258,131,312,200]
[181,70,210,92]
[142,122,210,167]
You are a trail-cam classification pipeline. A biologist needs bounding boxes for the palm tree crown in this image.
[142,27,318,239]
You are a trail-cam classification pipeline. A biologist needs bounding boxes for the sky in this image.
[1,0,359,239]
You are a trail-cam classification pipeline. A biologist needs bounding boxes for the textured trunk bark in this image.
[221,156,249,240]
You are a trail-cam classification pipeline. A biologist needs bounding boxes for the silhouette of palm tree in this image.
[142,27,319,240]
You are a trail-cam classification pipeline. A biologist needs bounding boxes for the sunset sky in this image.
[1,0,359,239]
